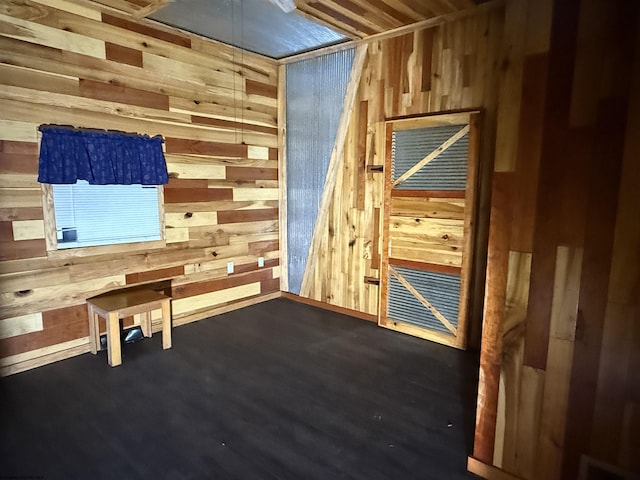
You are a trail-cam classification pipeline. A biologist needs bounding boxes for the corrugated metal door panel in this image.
[387,266,460,336]
[391,124,469,190]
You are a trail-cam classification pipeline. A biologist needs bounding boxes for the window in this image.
[48,181,163,250]
[37,125,169,253]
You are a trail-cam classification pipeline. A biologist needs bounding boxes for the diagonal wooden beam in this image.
[389,265,457,336]
[392,124,469,187]
[299,44,368,297]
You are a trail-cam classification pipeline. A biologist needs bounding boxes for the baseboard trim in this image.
[467,457,525,480]
[1,292,283,376]
[281,292,377,323]
[3,292,376,376]
[173,291,282,327]
[1,342,92,377]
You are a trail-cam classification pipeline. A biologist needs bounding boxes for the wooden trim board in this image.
[173,291,281,327]
[467,457,525,480]
[277,63,288,292]
[282,292,376,323]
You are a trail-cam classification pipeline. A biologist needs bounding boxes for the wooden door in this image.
[379,111,481,349]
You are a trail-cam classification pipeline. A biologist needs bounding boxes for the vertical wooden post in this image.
[87,304,99,355]
[473,172,512,464]
[278,64,288,292]
[141,311,152,338]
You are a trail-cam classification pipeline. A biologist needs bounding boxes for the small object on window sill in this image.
[62,228,77,242]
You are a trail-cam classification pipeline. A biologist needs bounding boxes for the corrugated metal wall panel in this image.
[391,124,468,190]
[387,266,461,335]
[285,48,355,294]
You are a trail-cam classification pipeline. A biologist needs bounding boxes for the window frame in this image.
[41,183,166,259]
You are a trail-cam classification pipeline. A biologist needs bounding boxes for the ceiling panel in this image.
[148,0,347,59]
[89,0,486,58]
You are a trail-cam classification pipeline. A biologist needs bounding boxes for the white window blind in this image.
[52,180,161,249]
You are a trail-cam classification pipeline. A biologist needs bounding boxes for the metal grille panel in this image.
[387,266,461,335]
[285,48,355,294]
[391,124,468,190]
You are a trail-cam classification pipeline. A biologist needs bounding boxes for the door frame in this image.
[378,110,482,349]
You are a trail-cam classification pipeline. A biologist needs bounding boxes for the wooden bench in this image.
[87,289,172,367]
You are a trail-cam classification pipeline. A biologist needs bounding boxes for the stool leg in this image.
[106,311,122,367]
[87,304,99,355]
[141,311,152,338]
[161,299,172,350]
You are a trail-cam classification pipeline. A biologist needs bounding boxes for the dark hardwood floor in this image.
[0,298,480,480]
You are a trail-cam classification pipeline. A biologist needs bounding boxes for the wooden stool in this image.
[87,289,172,367]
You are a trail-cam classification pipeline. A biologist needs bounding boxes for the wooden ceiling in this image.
[86,0,484,40]
[295,0,481,38]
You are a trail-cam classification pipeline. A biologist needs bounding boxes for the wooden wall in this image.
[2,0,638,476]
[0,0,280,375]
[292,0,640,478]
[294,0,478,38]
[471,0,640,479]
[301,5,504,347]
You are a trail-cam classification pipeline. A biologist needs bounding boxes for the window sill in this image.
[46,239,167,260]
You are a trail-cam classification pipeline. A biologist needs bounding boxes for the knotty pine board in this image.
[294,0,482,40]
[389,216,465,266]
[472,1,640,480]
[0,0,280,374]
[304,9,502,319]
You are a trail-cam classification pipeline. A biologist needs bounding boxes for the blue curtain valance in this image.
[38,125,169,185]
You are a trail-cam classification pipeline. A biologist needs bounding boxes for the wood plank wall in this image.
[0,0,280,375]
[1,0,638,476]
[471,0,640,479]
[303,8,505,337]
[294,0,639,478]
